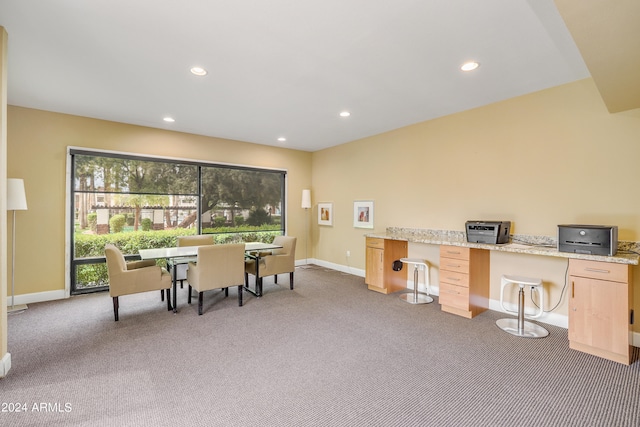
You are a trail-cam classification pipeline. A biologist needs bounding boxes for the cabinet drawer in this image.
[569,259,629,283]
[366,238,385,249]
[439,282,469,310]
[440,257,470,274]
[440,246,470,261]
[439,270,469,287]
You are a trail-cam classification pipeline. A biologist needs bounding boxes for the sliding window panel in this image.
[200,166,285,243]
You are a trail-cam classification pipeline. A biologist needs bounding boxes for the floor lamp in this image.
[301,189,311,267]
[7,178,28,313]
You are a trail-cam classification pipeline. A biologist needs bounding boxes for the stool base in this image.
[399,293,433,304]
[496,318,549,338]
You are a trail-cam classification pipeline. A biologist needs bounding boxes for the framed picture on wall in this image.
[318,202,333,226]
[353,200,374,229]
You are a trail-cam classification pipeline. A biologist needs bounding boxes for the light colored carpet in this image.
[3,265,639,426]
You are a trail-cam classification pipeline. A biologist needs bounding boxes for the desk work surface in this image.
[367,227,639,265]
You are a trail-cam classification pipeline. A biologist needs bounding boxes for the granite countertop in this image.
[366,227,640,265]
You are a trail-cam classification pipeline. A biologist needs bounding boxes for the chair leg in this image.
[225,287,229,297]
[166,288,172,311]
[274,274,278,284]
[180,279,184,289]
[160,289,165,301]
[198,292,204,315]
[238,285,243,306]
[188,285,192,304]
[290,272,294,290]
[113,296,119,321]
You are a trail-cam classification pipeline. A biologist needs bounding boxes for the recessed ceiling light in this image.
[461,61,480,71]
[277,137,286,142]
[190,66,207,76]
[339,111,351,117]
[163,117,175,123]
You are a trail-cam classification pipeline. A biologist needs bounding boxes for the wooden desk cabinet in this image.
[365,237,407,294]
[568,259,633,365]
[439,245,489,318]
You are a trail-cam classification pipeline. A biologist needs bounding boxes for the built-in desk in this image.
[365,227,639,365]
[367,228,639,265]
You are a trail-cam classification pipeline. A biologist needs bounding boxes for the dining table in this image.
[138,241,282,312]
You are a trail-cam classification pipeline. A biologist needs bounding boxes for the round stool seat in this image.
[502,275,542,287]
[399,258,433,304]
[400,258,428,268]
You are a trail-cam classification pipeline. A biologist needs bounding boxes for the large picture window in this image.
[70,149,286,294]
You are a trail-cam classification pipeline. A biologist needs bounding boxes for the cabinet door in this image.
[366,246,384,289]
[569,275,629,356]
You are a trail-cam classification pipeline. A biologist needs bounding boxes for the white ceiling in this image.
[0,0,590,152]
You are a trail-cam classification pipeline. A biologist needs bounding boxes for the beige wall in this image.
[6,107,312,297]
[311,78,640,331]
[4,77,640,335]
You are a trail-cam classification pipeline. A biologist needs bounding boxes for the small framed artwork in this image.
[318,203,333,226]
[353,200,374,229]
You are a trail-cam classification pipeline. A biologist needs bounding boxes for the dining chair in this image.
[104,244,172,321]
[245,236,297,295]
[186,243,246,315]
[173,234,215,289]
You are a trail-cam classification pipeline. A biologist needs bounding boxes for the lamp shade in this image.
[7,178,28,211]
[301,189,311,209]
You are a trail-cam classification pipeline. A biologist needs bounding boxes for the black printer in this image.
[557,224,618,256]
[465,221,511,244]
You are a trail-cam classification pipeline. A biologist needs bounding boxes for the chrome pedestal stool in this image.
[399,258,433,304]
[496,275,549,338]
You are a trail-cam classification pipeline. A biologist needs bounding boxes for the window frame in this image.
[67,147,287,295]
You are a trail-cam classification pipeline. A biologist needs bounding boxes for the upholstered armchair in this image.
[186,243,246,315]
[105,244,172,321]
[173,235,215,288]
[245,236,297,295]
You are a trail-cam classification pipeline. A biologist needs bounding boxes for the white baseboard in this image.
[298,260,573,329]
[306,259,640,347]
[297,258,365,277]
[488,300,640,347]
[488,299,569,329]
[10,262,640,348]
[0,352,11,378]
[6,289,67,308]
